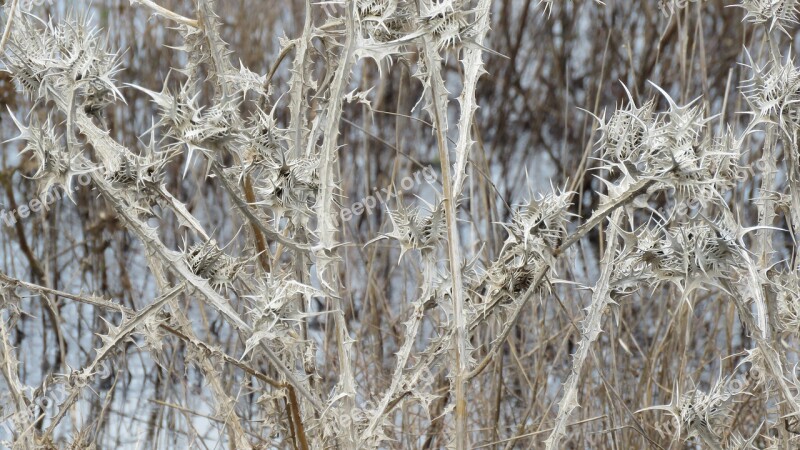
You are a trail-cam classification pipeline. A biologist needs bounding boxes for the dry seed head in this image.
[105,149,168,189]
[598,88,655,165]
[597,83,725,204]
[624,220,740,295]
[483,190,572,300]
[741,53,800,130]
[129,80,199,137]
[649,98,707,173]
[359,0,414,43]
[419,0,491,53]
[5,17,51,96]
[609,223,657,293]
[243,108,285,170]
[367,199,446,261]
[182,101,238,147]
[255,153,319,221]
[773,270,800,332]
[357,0,397,18]
[676,385,732,443]
[8,112,91,198]
[184,240,241,289]
[738,0,800,33]
[506,188,572,249]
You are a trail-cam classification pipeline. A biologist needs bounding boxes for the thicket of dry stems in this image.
[2,0,800,448]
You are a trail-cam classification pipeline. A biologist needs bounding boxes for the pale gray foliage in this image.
[1,0,800,449]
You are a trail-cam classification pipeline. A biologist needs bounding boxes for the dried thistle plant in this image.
[1,0,800,449]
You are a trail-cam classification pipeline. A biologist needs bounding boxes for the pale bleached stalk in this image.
[0,0,19,54]
[0,308,35,450]
[361,299,426,441]
[44,283,187,436]
[449,16,494,425]
[0,272,130,314]
[314,2,358,448]
[452,0,492,194]
[90,169,250,329]
[90,6,322,420]
[544,208,622,450]
[38,66,250,332]
[287,0,313,158]
[155,185,211,241]
[422,38,469,448]
[197,0,233,99]
[130,0,199,28]
[731,126,800,421]
[147,261,256,450]
[361,258,438,442]
[76,122,326,417]
[751,121,777,342]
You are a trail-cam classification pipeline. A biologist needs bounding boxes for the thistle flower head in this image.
[357,0,398,18]
[741,52,800,129]
[738,0,800,34]
[505,187,573,250]
[5,22,50,98]
[242,273,322,358]
[597,92,655,166]
[608,223,659,294]
[128,79,197,132]
[484,254,543,299]
[358,0,414,43]
[242,107,286,172]
[676,385,733,443]
[648,87,709,174]
[480,189,571,300]
[622,219,741,297]
[105,148,169,190]
[663,129,743,204]
[184,239,241,290]
[419,1,471,51]
[5,11,123,107]
[598,84,710,181]
[7,111,91,199]
[597,83,739,206]
[254,152,319,222]
[773,269,800,332]
[366,199,446,262]
[182,100,238,147]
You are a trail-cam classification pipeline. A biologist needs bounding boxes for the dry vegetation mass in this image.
[2,0,800,448]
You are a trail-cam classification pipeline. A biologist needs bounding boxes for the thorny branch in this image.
[2,0,800,448]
